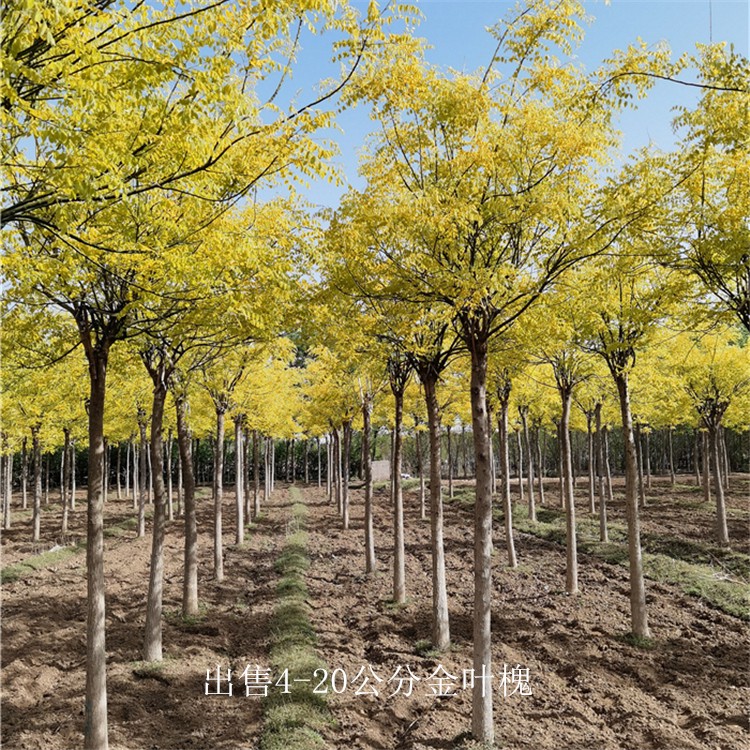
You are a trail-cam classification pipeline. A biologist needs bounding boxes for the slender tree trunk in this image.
[516,428,524,503]
[392,394,406,604]
[243,427,250,522]
[468,341,493,745]
[213,410,225,582]
[587,413,595,515]
[143,376,168,662]
[416,429,426,521]
[498,401,517,568]
[70,441,76,510]
[21,437,28,510]
[82,341,110,750]
[342,421,352,530]
[253,430,260,518]
[720,427,730,491]
[709,422,729,545]
[521,408,536,522]
[702,430,711,504]
[326,436,332,502]
[177,438,183,518]
[234,418,244,545]
[595,404,608,543]
[635,423,647,508]
[176,396,198,617]
[32,425,42,542]
[147,445,153,504]
[535,426,546,506]
[2,452,10,530]
[557,421,565,509]
[615,374,650,638]
[447,425,454,501]
[166,431,173,522]
[138,418,147,537]
[668,426,676,486]
[604,426,614,504]
[317,437,321,488]
[62,428,71,536]
[116,444,121,500]
[693,428,701,486]
[44,452,50,506]
[362,397,376,574]
[125,440,130,503]
[560,390,578,595]
[304,439,309,485]
[332,428,342,515]
[488,409,496,498]
[645,429,652,490]
[270,439,275,494]
[423,376,449,649]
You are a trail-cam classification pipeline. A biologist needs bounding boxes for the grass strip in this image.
[1,542,84,583]
[261,489,333,750]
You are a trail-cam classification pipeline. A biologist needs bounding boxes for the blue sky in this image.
[268,0,749,210]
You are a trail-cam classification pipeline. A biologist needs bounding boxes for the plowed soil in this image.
[2,475,748,750]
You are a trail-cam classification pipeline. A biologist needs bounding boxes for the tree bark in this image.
[702,430,711,504]
[234,417,244,545]
[468,340,493,745]
[423,375,449,649]
[362,396,376,574]
[342,420,352,530]
[709,422,729,545]
[82,339,110,750]
[615,374,650,638]
[595,404,608,543]
[166,431,173,522]
[392,393,406,604]
[516,428,524,503]
[586,413,595,514]
[176,396,198,617]
[62,428,71,536]
[560,389,578,594]
[416,429,426,521]
[520,407,536,522]
[253,430,260,518]
[447,425,454,501]
[645,429,652,490]
[603,426,614,504]
[498,400,517,568]
[32,425,42,542]
[668,426,676,486]
[143,374,168,662]
[138,416,148,537]
[21,437,28,510]
[213,409,225,582]
[534,425,546,506]
[635,422,647,508]
[116,444,121,500]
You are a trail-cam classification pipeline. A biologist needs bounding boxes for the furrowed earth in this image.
[2,475,748,750]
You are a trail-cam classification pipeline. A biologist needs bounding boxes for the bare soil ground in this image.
[2,475,748,750]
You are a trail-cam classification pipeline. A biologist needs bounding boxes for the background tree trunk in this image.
[362,397,376,574]
[521,407,536,522]
[498,401,517,568]
[138,415,148,537]
[234,418,244,545]
[709,422,729,545]
[213,410,225,582]
[342,420,352,530]
[32,425,42,542]
[176,397,198,617]
[560,390,578,595]
[595,404,608,543]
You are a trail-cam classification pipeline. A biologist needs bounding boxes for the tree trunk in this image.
[70,441,76,510]
[143,376,168,662]
[138,417,148,537]
[317,437,321,488]
[126,440,131,502]
[709,422,729,545]
[21,437,28,510]
[392,393,406,604]
[720,426,730,491]
[692,428,701,486]
[116,444,121,500]
[645,429,652,490]
[62,428,71,536]
[587,413,595,515]
[603,426,614,504]
[557,421,565,509]
[447,425,454,501]
[702,430,711,504]
[560,390,578,595]
[468,341,493,745]
[535,426,546,506]
[668,426,676,486]
[243,427,251,521]
[304,439,309,485]
[234,418,244,545]
[176,396,198,617]
[635,422,647,508]
[332,427,342,515]
[44,451,50,506]
[595,404,608,543]
[423,375,449,649]
[516,428,524,503]
[253,430,260,518]
[166,431,173,522]
[520,408,536,522]
[416,429,426,521]
[82,341,110,750]
[342,420,352,530]
[32,425,42,542]
[176,440,183,518]
[362,397,376,574]
[213,410,225,582]
[2,452,10,530]
[326,436,332,502]
[498,401,517,568]
[615,374,650,638]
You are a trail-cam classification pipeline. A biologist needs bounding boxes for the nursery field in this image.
[2,477,748,750]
